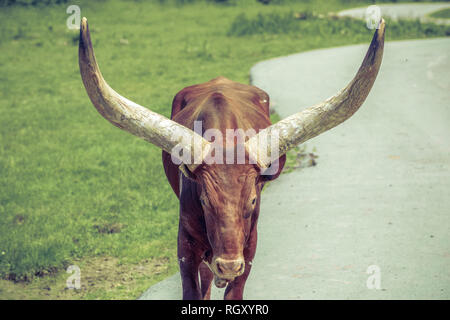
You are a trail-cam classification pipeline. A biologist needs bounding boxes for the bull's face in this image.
[197,163,260,283]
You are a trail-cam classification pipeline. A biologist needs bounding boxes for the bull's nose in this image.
[215,257,245,276]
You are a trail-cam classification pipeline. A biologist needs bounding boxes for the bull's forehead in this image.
[198,164,258,203]
[201,163,257,182]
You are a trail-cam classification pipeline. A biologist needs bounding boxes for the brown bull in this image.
[78,17,385,300]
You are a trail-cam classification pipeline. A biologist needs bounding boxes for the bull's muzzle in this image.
[214,257,245,280]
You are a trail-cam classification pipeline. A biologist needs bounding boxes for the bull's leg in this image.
[199,262,213,300]
[178,228,202,300]
[223,260,253,300]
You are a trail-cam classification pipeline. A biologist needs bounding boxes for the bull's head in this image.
[190,153,281,285]
[78,17,385,286]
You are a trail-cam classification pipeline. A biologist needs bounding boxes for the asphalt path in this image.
[140,37,450,299]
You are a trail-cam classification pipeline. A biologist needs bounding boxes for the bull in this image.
[78,17,385,299]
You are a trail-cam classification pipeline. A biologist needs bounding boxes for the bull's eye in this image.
[252,198,256,205]
[200,199,206,206]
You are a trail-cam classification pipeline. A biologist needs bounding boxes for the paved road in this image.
[338,3,450,25]
[140,37,450,299]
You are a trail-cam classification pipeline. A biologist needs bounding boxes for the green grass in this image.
[0,0,448,299]
[228,11,450,37]
[429,8,450,19]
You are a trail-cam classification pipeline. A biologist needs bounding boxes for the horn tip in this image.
[80,17,88,33]
[377,18,386,39]
[79,17,87,47]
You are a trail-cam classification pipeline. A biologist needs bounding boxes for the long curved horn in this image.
[246,19,385,169]
[79,17,210,169]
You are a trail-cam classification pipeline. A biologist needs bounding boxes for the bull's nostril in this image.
[217,263,224,274]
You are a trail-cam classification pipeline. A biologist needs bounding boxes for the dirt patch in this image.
[93,222,124,234]
[0,256,171,300]
[73,256,168,293]
[283,145,318,173]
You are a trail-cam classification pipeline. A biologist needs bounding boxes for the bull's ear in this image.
[257,154,286,182]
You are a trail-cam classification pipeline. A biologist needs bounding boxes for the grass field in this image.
[429,8,450,19]
[0,0,448,299]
